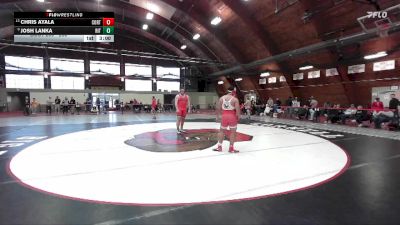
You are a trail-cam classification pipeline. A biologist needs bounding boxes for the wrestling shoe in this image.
[229,146,239,153]
[213,145,222,152]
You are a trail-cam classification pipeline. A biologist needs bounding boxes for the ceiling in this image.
[0,0,399,77]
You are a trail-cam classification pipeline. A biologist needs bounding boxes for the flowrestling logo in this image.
[367,11,388,19]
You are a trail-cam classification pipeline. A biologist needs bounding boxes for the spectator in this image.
[285,96,293,107]
[374,94,399,129]
[85,97,91,113]
[388,93,400,128]
[257,104,265,116]
[297,105,309,120]
[256,98,261,106]
[262,103,272,116]
[46,97,52,115]
[104,100,109,111]
[157,99,163,112]
[285,96,293,117]
[55,96,61,114]
[307,96,313,107]
[267,97,274,108]
[371,97,384,115]
[244,97,252,119]
[96,97,101,113]
[133,98,139,112]
[75,101,81,115]
[322,102,331,116]
[354,105,370,127]
[340,104,357,124]
[24,96,30,116]
[389,93,399,114]
[326,104,342,124]
[115,99,120,111]
[308,96,318,121]
[129,99,134,111]
[251,99,256,115]
[191,104,196,113]
[31,98,38,115]
[62,97,69,114]
[274,98,282,113]
[69,97,76,115]
[374,110,394,129]
[292,97,300,107]
[292,97,301,118]
[139,102,143,113]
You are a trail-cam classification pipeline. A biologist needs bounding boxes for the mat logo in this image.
[125,129,253,152]
[367,11,388,19]
[0,136,47,149]
[0,136,48,157]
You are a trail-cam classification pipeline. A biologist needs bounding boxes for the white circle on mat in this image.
[9,122,349,205]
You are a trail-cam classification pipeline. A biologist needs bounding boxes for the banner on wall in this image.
[348,64,365,74]
[326,68,339,77]
[268,77,277,84]
[308,70,320,79]
[259,78,267,85]
[373,60,395,71]
[293,73,304,80]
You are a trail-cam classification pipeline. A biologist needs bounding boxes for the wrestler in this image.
[151,96,157,119]
[175,89,190,133]
[215,86,240,153]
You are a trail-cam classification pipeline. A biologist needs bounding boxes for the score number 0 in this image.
[103,18,115,26]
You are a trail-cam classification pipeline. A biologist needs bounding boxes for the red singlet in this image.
[221,96,238,129]
[152,99,157,110]
[177,94,188,117]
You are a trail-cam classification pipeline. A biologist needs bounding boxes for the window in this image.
[293,73,304,80]
[125,79,152,91]
[5,56,43,71]
[348,64,365,74]
[6,74,44,89]
[373,60,395,71]
[90,60,120,75]
[279,76,286,82]
[156,66,180,79]
[51,58,84,73]
[125,64,152,77]
[51,76,84,90]
[326,68,339,77]
[259,78,267,85]
[157,81,180,92]
[308,70,320,79]
[268,77,277,84]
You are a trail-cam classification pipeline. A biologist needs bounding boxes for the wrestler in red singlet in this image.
[215,86,240,153]
[151,96,157,119]
[177,94,188,118]
[175,89,190,133]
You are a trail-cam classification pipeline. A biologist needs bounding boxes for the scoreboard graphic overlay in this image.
[14,12,114,43]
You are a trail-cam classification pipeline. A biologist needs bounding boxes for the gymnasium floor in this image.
[0,113,399,225]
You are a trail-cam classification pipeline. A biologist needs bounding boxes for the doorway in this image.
[7,92,29,112]
[92,93,120,111]
[164,94,176,111]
